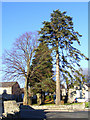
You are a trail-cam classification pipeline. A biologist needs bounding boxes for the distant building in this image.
[82,83,90,101]
[68,83,90,103]
[0,82,22,101]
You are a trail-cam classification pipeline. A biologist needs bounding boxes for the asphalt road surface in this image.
[20,107,90,120]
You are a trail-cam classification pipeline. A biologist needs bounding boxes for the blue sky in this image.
[1,2,88,87]
[2,2,88,65]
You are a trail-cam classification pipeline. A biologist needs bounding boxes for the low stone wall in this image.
[3,100,20,113]
[0,100,20,119]
[31,103,85,111]
[72,103,85,110]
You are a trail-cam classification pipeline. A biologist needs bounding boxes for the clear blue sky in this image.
[2,2,88,87]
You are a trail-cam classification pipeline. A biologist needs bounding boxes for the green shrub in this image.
[45,96,50,100]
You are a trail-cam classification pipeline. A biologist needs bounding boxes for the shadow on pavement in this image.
[19,104,47,120]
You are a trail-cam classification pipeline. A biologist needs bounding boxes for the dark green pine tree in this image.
[38,9,89,105]
[30,42,55,94]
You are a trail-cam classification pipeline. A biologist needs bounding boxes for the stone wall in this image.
[3,100,20,114]
[72,103,85,110]
[31,103,85,111]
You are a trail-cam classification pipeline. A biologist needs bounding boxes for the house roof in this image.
[0,82,18,87]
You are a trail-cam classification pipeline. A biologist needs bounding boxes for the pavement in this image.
[19,105,90,120]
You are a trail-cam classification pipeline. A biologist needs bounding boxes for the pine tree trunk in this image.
[23,77,28,105]
[56,49,61,105]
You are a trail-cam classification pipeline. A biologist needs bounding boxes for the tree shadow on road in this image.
[19,104,46,120]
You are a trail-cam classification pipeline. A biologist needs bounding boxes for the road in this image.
[20,106,89,120]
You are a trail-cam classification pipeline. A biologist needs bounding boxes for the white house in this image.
[68,83,90,103]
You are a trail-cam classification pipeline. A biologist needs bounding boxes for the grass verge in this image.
[85,102,90,108]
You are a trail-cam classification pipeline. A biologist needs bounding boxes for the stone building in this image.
[0,82,22,101]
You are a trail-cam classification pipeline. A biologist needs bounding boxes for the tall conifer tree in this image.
[38,10,89,105]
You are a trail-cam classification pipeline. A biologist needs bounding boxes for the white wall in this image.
[62,89,66,96]
[76,90,80,98]
[85,91,88,99]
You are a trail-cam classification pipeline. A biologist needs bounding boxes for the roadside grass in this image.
[65,102,90,108]
[64,102,83,105]
[32,102,90,107]
[85,102,90,108]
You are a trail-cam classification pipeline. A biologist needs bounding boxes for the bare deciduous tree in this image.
[2,32,38,105]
